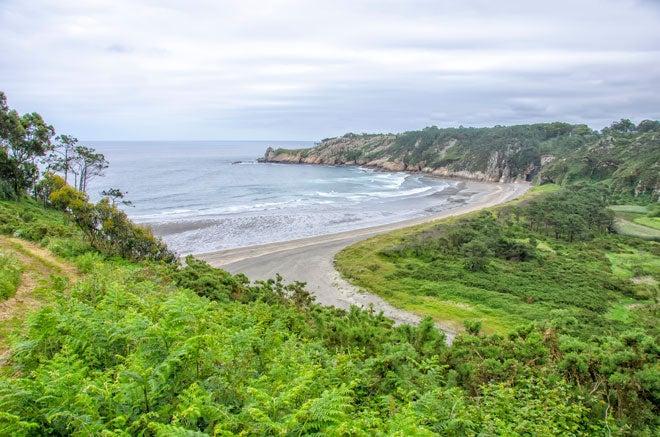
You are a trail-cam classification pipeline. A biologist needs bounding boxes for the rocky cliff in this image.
[261,121,660,199]
[262,124,586,183]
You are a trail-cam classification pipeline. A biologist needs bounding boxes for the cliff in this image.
[262,121,660,199]
[262,123,591,183]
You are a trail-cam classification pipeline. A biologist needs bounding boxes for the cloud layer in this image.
[1,0,659,140]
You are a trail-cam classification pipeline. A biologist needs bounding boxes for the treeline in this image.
[0,92,108,199]
[525,185,614,241]
[0,91,173,262]
[274,118,660,198]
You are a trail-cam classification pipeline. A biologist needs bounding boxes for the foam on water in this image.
[86,140,469,254]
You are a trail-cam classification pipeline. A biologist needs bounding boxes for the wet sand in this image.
[197,180,531,342]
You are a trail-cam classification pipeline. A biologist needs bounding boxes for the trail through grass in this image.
[0,236,78,362]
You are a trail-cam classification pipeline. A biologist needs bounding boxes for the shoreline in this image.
[195,179,496,263]
[197,178,531,341]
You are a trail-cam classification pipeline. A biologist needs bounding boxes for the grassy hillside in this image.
[609,205,660,241]
[539,126,660,201]
[0,198,658,434]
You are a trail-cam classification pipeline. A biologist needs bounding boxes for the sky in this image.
[1,0,659,141]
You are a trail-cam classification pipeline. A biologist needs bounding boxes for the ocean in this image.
[86,140,473,254]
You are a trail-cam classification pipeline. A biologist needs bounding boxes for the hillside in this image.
[1,187,658,434]
[263,120,660,200]
[0,194,658,434]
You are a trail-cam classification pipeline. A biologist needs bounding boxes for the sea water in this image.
[86,140,472,254]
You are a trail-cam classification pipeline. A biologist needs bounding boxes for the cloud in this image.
[0,0,659,140]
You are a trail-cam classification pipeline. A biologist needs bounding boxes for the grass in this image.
[336,185,659,337]
[609,205,649,213]
[613,218,660,241]
[608,203,660,240]
[0,252,22,300]
[605,299,638,324]
[634,215,660,230]
[0,201,81,362]
[606,250,660,280]
[336,185,558,335]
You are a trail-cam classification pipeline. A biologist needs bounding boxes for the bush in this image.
[461,239,490,271]
[49,186,176,263]
[73,252,105,273]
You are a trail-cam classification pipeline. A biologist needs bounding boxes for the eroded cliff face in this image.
[262,135,544,183]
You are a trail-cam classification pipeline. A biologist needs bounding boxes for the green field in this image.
[608,204,660,240]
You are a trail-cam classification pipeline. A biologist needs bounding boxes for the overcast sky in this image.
[1,0,659,140]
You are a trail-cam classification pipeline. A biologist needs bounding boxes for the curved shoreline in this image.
[198,179,531,342]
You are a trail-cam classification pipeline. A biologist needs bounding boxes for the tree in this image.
[47,135,78,184]
[636,119,660,133]
[49,183,175,263]
[461,239,490,271]
[0,91,54,196]
[71,145,108,193]
[606,119,636,134]
[101,188,133,207]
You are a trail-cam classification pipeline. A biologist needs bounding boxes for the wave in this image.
[134,196,344,222]
[316,185,439,201]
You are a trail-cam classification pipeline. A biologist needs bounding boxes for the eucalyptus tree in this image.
[72,145,109,193]
[0,91,54,197]
[47,134,78,184]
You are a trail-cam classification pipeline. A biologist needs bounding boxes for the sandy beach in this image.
[198,179,531,341]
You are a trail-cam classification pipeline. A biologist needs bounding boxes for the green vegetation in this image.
[1,91,108,200]
[0,196,657,435]
[608,204,660,241]
[1,92,658,434]
[0,252,21,300]
[337,185,659,335]
[337,185,659,431]
[539,120,660,201]
[636,216,660,230]
[269,119,659,201]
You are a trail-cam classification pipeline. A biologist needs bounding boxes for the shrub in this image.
[49,186,176,263]
[461,239,490,271]
[73,252,105,273]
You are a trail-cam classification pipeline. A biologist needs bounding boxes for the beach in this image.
[198,179,531,341]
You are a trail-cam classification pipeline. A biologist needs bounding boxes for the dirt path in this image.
[0,236,78,363]
[199,181,531,342]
